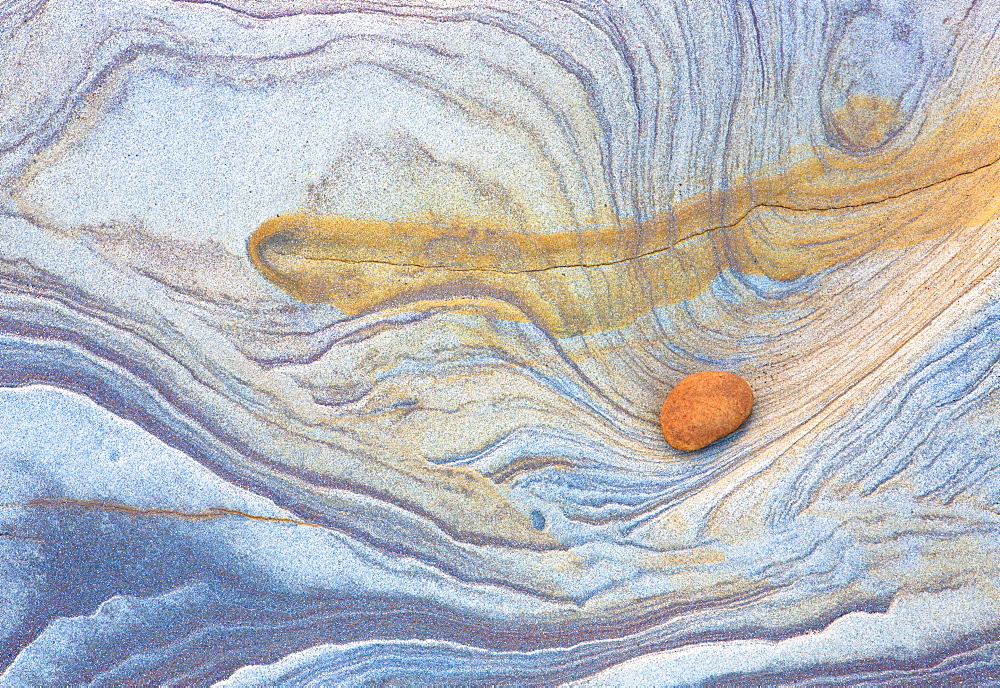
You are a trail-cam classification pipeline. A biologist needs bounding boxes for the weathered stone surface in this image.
[660,371,754,451]
[4,0,1000,685]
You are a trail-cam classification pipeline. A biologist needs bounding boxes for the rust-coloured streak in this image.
[247,86,1000,337]
[20,497,325,529]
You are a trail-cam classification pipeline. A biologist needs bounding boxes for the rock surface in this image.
[660,371,754,451]
[2,0,1000,685]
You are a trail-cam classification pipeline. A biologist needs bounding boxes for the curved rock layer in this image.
[2,0,1000,684]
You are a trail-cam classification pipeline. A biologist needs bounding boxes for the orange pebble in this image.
[660,371,754,451]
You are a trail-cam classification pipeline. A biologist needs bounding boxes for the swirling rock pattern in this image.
[2,0,1000,684]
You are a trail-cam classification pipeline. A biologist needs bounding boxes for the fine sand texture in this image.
[2,1,1000,684]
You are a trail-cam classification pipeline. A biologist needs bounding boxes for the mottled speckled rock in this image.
[660,371,754,451]
[6,0,1000,684]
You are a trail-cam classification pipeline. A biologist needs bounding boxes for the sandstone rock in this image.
[660,371,754,451]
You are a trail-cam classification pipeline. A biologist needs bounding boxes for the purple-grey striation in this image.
[2,0,1000,684]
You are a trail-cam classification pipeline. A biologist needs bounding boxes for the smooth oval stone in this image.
[660,371,754,451]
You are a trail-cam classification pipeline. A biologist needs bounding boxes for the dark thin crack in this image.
[265,151,1000,276]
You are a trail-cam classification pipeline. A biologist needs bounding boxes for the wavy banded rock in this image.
[2,0,1000,684]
